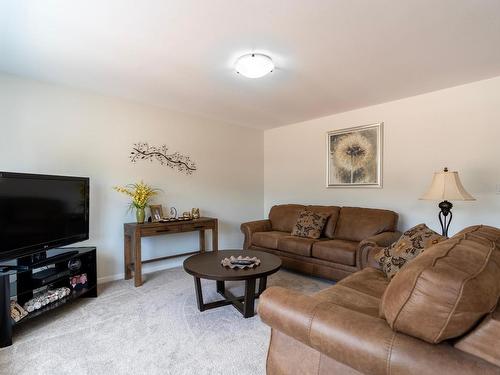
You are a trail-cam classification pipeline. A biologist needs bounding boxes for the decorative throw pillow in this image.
[375,223,446,279]
[291,210,330,239]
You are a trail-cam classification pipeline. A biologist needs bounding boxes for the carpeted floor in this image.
[0,267,332,375]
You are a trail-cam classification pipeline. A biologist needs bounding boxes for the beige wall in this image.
[0,74,264,281]
[264,76,500,234]
[2,72,499,281]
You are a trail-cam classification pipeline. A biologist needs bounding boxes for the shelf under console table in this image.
[123,217,218,287]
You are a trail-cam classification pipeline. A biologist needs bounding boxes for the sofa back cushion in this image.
[334,207,398,242]
[306,205,340,238]
[381,225,500,344]
[269,204,305,232]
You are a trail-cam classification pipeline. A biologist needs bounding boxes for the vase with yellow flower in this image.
[114,181,160,224]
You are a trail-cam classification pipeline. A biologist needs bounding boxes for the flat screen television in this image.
[0,172,90,261]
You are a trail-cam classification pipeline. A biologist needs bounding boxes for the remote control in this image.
[230,260,255,265]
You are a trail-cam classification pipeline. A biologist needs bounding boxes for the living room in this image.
[1,1,499,374]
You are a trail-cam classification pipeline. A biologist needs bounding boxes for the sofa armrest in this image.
[240,219,271,249]
[258,287,325,346]
[259,287,499,375]
[357,231,401,269]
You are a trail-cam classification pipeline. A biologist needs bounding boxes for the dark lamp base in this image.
[438,200,453,237]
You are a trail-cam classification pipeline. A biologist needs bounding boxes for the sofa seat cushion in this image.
[314,268,388,317]
[252,231,290,249]
[337,266,389,299]
[311,239,359,266]
[277,236,317,257]
[455,303,500,367]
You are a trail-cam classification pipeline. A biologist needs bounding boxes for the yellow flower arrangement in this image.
[113,181,159,210]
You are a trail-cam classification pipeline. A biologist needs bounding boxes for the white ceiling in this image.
[1,1,500,129]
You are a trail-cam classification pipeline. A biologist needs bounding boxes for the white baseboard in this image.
[97,259,184,284]
[98,273,125,284]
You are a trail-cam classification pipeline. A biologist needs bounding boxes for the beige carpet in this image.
[0,267,332,375]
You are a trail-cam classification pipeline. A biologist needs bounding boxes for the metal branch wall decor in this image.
[130,142,197,174]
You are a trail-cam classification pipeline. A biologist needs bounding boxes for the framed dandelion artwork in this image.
[326,123,383,187]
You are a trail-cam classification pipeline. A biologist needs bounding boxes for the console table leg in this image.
[258,276,267,296]
[0,274,12,348]
[124,234,132,280]
[243,278,256,318]
[212,220,218,251]
[199,229,206,253]
[194,277,204,311]
[216,280,225,294]
[133,232,142,287]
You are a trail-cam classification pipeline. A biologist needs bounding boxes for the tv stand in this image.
[0,247,97,348]
[18,249,80,267]
[0,265,29,273]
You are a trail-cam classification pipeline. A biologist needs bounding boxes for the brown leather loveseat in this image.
[241,204,400,280]
[258,225,500,375]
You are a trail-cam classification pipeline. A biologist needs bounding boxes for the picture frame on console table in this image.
[149,205,163,222]
[326,122,383,188]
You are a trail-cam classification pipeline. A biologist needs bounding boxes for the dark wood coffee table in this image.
[183,250,281,318]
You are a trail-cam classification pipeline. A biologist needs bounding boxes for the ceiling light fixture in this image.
[235,53,274,78]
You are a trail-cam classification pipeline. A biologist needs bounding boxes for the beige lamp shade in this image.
[420,168,475,201]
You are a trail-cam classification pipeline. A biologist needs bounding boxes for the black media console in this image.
[0,247,97,348]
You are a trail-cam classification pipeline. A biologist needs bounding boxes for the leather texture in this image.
[268,204,305,232]
[311,239,359,266]
[381,225,500,344]
[266,329,322,375]
[251,231,289,249]
[334,207,398,242]
[336,267,389,300]
[250,246,358,281]
[314,267,388,317]
[357,231,402,269]
[266,329,365,375]
[240,219,271,249]
[455,303,500,366]
[259,284,500,375]
[306,205,341,238]
[241,204,400,281]
[259,225,500,374]
[277,236,316,257]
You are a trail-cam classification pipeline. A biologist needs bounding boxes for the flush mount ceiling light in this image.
[235,53,274,78]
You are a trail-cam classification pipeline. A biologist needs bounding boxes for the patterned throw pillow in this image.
[291,210,330,239]
[375,223,446,279]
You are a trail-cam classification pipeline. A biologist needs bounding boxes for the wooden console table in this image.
[124,217,218,287]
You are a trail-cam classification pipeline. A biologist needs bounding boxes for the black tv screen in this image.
[0,172,89,261]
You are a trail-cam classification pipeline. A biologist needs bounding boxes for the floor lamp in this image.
[420,167,475,237]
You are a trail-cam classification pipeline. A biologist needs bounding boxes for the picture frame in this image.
[149,205,163,222]
[326,122,383,188]
[69,273,88,291]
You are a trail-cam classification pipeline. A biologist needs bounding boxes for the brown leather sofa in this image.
[241,204,400,281]
[258,225,500,375]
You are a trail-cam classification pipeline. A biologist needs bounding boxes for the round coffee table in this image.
[183,250,281,318]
